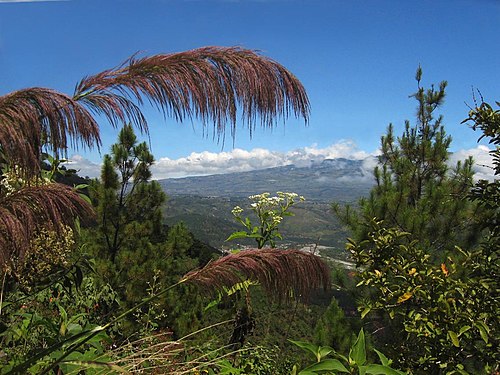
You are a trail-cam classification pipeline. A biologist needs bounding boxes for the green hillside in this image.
[160,158,372,250]
[163,195,352,251]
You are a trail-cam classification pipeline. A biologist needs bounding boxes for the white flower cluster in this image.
[231,205,244,217]
[228,191,305,248]
[248,191,305,212]
[1,166,51,196]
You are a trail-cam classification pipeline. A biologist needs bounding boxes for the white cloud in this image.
[449,145,496,181]
[66,143,496,182]
[151,140,376,179]
[64,155,101,179]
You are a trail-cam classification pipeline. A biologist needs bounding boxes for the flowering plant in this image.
[227,192,305,249]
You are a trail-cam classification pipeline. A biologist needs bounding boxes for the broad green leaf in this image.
[300,359,349,374]
[349,329,366,366]
[317,346,334,361]
[226,231,249,241]
[448,330,460,347]
[458,325,471,336]
[59,321,67,336]
[77,193,92,205]
[474,321,490,344]
[58,304,68,323]
[67,323,83,336]
[289,340,320,360]
[364,364,406,375]
[373,349,391,366]
[333,352,349,363]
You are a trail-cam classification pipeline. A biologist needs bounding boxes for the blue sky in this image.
[0,0,498,178]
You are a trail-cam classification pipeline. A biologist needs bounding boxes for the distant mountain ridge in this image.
[158,157,375,202]
[159,157,375,248]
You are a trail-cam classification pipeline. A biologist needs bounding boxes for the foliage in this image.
[0,175,94,272]
[87,124,167,299]
[0,246,330,374]
[314,298,354,355]
[333,68,481,258]
[463,99,500,232]
[205,344,294,375]
[92,123,165,262]
[85,126,213,339]
[12,225,75,291]
[0,275,120,374]
[347,219,497,373]
[342,97,500,373]
[0,45,315,373]
[330,71,498,373]
[228,192,305,248]
[290,329,405,375]
[0,45,310,272]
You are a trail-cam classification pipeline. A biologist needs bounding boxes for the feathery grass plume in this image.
[0,88,101,177]
[185,249,330,302]
[74,46,310,142]
[0,183,94,270]
[0,45,310,276]
[1,47,309,176]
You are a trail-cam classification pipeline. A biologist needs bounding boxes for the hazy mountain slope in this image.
[159,158,374,248]
[159,158,374,202]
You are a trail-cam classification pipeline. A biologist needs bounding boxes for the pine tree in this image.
[94,123,165,263]
[85,125,167,301]
[333,74,497,373]
[335,68,481,258]
[313,298,353,354]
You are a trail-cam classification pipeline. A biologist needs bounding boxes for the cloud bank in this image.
[152,140,374,179]
[63,155,101,179]
[65,141,496,182]
[449,145,495,181]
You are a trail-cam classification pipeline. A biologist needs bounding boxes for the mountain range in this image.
[158,158,375,202]
[158,158,375,250]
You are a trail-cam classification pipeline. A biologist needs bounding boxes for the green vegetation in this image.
[334,67,481,257]
[290,329,405,375]
[227,192,305,248]
[334,71,499,374]
[0,48,498,375]
[0,46,335,374]
[163,195,349,250]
